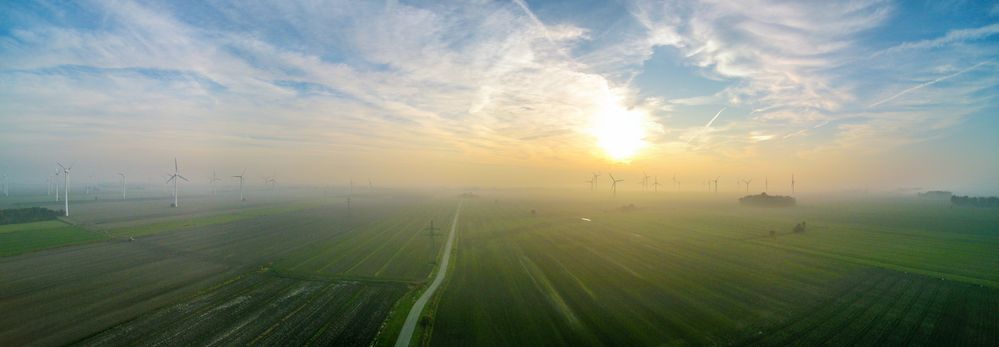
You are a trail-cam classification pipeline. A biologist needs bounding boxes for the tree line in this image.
[0,207,62,225]
[950,195,999,208]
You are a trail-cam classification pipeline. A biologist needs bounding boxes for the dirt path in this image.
[394,201,462,347]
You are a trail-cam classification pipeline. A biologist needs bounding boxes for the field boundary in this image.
[394,200,462,347]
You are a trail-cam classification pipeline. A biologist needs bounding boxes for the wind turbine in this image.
[210,170,221,195]
[741,179,753,193]
[264,175,277,190]
[2,172,7,197]
[368,179,373,189]
[765,176,769,193]
[166,158,188,207]
[57,163,72,216]
[653,176,661,192]
[586,177,594,191]
[791,174,796,195]
[118,172,126,200]
[592,172,601,190]
[672,175,678,191]
[233,169,246,201]
[642,172,650,191]
[54,171,61,202]
[713,177,719,193]
[609,174,624,197]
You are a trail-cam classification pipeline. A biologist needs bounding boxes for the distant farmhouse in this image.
[739,192,796,207]
[917,190,953,199]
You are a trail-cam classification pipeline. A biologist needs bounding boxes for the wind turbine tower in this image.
[210,170,221,195]
[54,171,60,202]
[741,179,753,193]
[791,174,796,195]
[2,172,7,197]
[592,172,601,190]
[166,158,188,207]
[233,169,246,201]
[264,175,277,190]
[118,173,126,200]
[57,163,72,216]
[653,176,661,192]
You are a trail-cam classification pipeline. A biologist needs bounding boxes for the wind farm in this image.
[2,1,999,346]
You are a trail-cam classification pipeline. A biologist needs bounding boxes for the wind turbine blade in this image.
[57,162,66,170]
[242,168,246,176]
[174,158,178,172]
[178,175,189,182]
[167,176,175,183]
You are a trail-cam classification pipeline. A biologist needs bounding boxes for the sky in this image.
[1,0,998,193]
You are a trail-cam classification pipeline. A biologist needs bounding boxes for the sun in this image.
[591,103,648,162]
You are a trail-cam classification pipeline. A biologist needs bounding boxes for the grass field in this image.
[2,190,997,346]
[427,193,999,346]
[0,220,106,256]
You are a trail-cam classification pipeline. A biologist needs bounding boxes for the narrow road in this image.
[395,201,462,347]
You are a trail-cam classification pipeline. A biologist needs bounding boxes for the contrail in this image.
[512,0,555,45]
[704,107,726,129]
[869,62,988,108]
[688,107,726,145]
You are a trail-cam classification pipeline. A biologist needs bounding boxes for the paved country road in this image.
[395,200,463,347]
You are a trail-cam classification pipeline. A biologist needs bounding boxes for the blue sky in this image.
[1,0,997,192]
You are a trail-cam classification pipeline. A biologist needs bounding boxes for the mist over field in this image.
[2,1,999,346]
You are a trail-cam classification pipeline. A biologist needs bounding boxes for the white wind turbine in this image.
[118,172,126,200]
[233,169,246,201]
[54,171,61,202]
[264,175,277,191]
[609,174,624,197]
[2,172,7,197]
[210,170,221,195]
[57,163,72,216]
[166,158,188,207]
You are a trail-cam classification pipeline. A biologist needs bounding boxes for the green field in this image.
[0,220,106,256]
[427,193,999,346]
[1,191,997,346]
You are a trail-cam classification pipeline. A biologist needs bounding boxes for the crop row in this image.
[79,273,407,346]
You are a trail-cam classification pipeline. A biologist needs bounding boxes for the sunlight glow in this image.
[591,102,648,162]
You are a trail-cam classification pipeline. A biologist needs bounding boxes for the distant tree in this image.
[793,222,806,233]
[951,195,999,208]
[0,207,61,225]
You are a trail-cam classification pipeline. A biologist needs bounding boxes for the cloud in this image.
[871,23,999,58]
